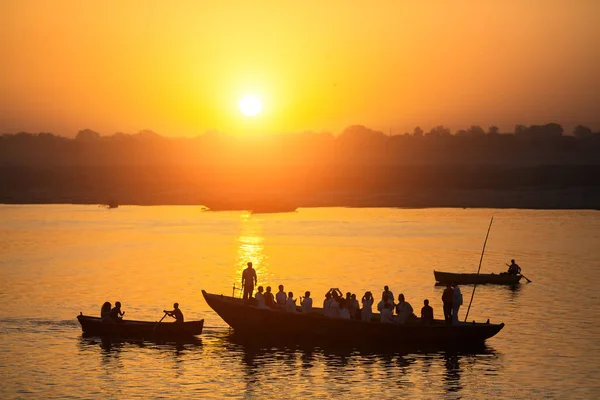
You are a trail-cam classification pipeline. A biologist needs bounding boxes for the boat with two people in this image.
[77,303,204,339]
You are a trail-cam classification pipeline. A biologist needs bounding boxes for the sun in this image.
[238,95,262,117]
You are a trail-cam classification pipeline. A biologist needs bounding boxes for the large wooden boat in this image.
[202,290,504,346]
[434,270,522,285]
[76,314,204,338]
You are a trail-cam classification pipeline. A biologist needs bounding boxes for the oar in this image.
[152,312,168,333]
[506,263,532,283]
[521,274,532,283]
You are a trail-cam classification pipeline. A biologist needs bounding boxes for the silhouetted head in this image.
[101,302,111,311]
[288,291,293,298]
[351,294,356,300]
[384,285,389,291]
[325,292,332,299]
[174,302,179,309]
[398,293,405,302]
[278,285,284,291]
[305,291,310,298]
[266,286,272,293]
[247,262,253,268]
[115,301,121,308]
[511,259,515,264]
[346,292,351,299]
[452,282,458,288]
[424,299,429,306]
[446,283,452,288]
[365,291,372,298]
[258,286,264,293]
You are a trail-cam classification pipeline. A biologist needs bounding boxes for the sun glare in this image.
[238,95,262,117]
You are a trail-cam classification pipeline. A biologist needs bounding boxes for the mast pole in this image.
[464,216,494,322]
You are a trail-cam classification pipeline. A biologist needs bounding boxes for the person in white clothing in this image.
[452,282,463,325]
[382,286,394,304]
[395,293,414,324]
[361,291,374,322]
[339,298,350,319]
[254,286,267,308]
[348,293,359,319]
[286,291,297,312]
[276,285,287,309]
[323,292,334,317]
[301,291,313,313]
[329,296,340,318]
[380,302,394,324]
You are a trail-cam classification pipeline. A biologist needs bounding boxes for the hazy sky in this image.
[1,1,599,137]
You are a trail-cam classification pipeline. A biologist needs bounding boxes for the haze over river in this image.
[1,205,599,399]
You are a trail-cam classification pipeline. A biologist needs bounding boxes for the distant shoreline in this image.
[1,187,598,211]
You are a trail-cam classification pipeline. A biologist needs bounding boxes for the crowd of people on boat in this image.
[240,262,465,325]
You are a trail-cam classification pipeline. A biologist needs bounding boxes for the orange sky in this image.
[1,1,599,137]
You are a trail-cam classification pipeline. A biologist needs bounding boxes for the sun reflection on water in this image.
[235,213,268,292]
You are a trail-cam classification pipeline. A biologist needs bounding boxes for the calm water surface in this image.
[1,206,599,399]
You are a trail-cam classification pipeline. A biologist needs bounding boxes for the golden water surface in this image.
[1,206,599,399]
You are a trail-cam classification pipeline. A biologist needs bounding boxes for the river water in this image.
[1,205,599,399]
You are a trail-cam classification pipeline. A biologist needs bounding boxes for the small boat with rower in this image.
[434,270,523,285]
[76,313,204,339]
[202,290,504,347]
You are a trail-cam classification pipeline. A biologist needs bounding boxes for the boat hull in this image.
[202,291,503,347]
[76,315,204,338]
[434,270,522,285]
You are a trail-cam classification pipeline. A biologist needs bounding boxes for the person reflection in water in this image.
[109,301,125,322]
[241,262,257,302]
[164,302,184,323]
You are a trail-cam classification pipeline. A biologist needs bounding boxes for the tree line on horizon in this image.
[1,122,599,167]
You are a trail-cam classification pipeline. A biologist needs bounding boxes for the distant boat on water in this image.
[434,270,522,285]
[77,314,204,339]
[100,200,119,209]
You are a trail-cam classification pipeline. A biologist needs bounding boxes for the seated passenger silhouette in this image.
[421,299,434,325]
[109,301,125,323]
[100,301,111,320]
[264,286,275,308]
[164,302,184,323]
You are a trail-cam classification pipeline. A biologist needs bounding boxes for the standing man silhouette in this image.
[241,262,257,302]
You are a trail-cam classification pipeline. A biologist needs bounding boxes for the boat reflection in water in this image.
[207,328,497,397]
[79,335,203,353]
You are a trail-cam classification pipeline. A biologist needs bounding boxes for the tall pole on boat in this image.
[464,216,494,322]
